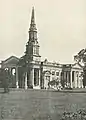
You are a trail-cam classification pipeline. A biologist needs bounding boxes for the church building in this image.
[1,7,83,89]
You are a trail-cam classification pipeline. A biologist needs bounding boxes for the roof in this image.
[3,56,19,62]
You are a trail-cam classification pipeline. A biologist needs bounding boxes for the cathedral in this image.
[1,7,84,90]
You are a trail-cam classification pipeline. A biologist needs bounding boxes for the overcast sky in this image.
[0,0,86,63]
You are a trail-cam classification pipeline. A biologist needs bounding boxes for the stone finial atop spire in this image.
[29,7,37,31]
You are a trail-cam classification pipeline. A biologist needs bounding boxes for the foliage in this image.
[61,109,86,120]
[2,69,11,93]
[74,49,86,63]
[74,48,86,87]
[48,78,63,90]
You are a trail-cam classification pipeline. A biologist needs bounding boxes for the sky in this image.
[0,0,86,64]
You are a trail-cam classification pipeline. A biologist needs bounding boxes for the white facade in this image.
[0,7,84,90]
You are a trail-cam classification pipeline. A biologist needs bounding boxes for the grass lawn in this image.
[0,89,86,120]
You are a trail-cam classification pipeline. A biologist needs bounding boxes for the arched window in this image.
[56,72,59,76]
[5,68,9,71]
[36,47,39,54]
[34,47,36,54]
[12,68,16,76]
[52,71,55,75]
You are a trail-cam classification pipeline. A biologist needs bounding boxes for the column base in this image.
[25,86,28,90]
[16,85,19,89]
[16,81,19,88]
[33,86,40,89]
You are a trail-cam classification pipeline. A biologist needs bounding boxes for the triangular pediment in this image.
[2,56,19,65]
[72,63,83,69]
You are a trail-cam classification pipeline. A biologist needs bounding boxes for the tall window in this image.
[34,47,39,55]
[34,32,37,39]
[34,47,36,54]
[52,71,55,75]
[36,47,39,55]
[46,76,50,81]
[12,68,16,76]
[56,72,59,76]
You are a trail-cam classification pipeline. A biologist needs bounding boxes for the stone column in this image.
[74,71,77,88]
[39,69,40,87]
[44,75,46,89]
[78,72,80,88]
[79,72,83,88]
[9,67,12,74]
[76,72,79,88]
[9,68,12,87]
[67,72,69,87]
[70,71,73,88]
[30,68,34,87]
[25,72,28,89]
[73,71,76,88]
[49,73,52,88]
[16,66,19,88]
[58,71,62,89]
[61,72,64,87]
[73,71,75,88]
[81,72,83,88]
[36,69,39,85]
[63,72,66,87]
[59,71,61,83]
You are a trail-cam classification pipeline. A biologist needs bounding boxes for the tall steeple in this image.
[29,7,37,32]
[29,7,37,41]
[25,7,41,62]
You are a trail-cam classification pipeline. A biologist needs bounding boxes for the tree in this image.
[2,68,10,93]
[48,78,63,90]
[74,48,86,88]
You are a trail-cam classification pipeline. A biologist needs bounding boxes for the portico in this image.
[62,63,83,88]
[1,56,19,88]
[72,63,83,88]
[24,66,41,89]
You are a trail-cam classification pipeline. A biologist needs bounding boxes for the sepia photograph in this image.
[0,0,86,120]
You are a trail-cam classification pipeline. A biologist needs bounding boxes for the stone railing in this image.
[43,61,62,67]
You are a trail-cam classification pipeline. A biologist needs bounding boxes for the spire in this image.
[31,7,35,25]
[29,7,37,31]
[25,7,41,61]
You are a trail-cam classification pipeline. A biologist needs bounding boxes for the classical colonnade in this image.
[4,66,83,89]
[62,71,83,88]
[5,66,19,88]
[23,68,41,89]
